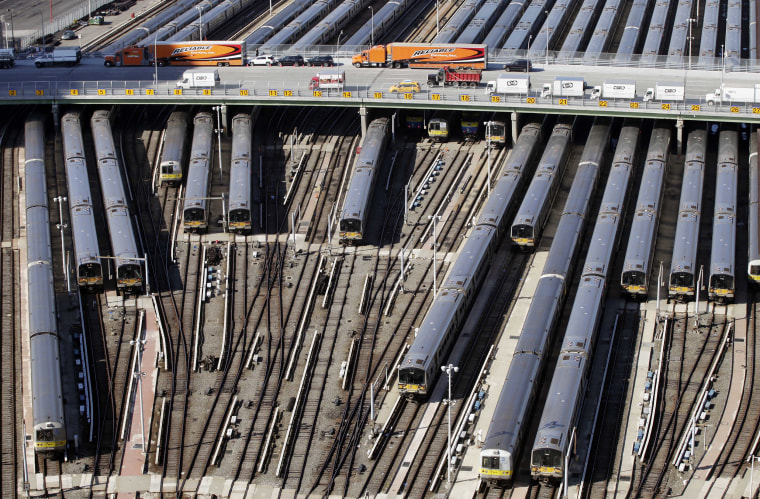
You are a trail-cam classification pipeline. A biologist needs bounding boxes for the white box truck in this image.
[590,80,636,100]
[484,73,530,95]
[309,70,345,90]
[177,69,220,89]
[643,83,685,102]
[705,84,760,105]
[541,77,585,98]
[0,49,15,69]
[34,46,81,67]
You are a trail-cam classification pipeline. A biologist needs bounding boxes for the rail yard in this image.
[2,0,760,497]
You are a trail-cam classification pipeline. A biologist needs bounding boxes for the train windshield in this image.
[670,271,693,288]
[482,456,499,470]
[161,162,178,175]
[118,263,142,281]
[710,274,734,291]
[751,263,760,276]
[36,429,54,442]
[79,263,101,278]
[340,218,361,233]
[511,224,533,239]
[229,209,250,223]
[488,123,506,137]
[398,367,425,386]
[532,449,561,469]
[184,208,205,222]
[621,271,646,286]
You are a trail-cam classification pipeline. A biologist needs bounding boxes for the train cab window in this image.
[229,209,250,223]
[622,271,645,286]
[80,263,101,278]
[670,271,693,287]
[710,274,734,290]
[119,264,142,280]
[751,264,760,276]
[398,368,425,385]
[36,429,54,442]
[161,163,177,174]
[184,208,205,222]
[482,456,499,469]
[532,449,559,468]
[340,218,361,232]
[511,224,533,239]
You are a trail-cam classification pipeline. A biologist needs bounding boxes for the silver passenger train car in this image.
[26,116,67,453]
[61,112,103,291]
[510,122,572,250]
[228,113,253,233]
[530,125,637,483]
[621,126,671,298]
[399,122,542,398]
[159,111,190,186]
[708,130,738,302]
[183,112,214,233]
[91,110,143,294]
[668,129,706,301]
[480,120,613,483]
[748,132,760,284]
[338,117,390,244]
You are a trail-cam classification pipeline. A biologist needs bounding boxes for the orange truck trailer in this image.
[104,41,246,67]
[352,43,487,69]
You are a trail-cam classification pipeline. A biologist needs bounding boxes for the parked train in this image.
[338,117,390,244]
[90,110,144,294]
[398,122,543,397]
[620,126,671,298]
[159,111,190,186]
[461,111,480,141]
[61,112,103,291]
[510,122,572,250]
[228,113,253,233]
[748,132,760,284]
[183,112,215,233]
[485,120,506,147]
[708,130,738,302]
[428,116,450,142]
[668,129,706,301]
[480,119,613,483]
[530,124,637,484]
[26,115,67,453]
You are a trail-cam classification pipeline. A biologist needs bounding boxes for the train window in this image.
[751,264,760,275]
[36,429,54,441]
[340,218,361,232]
[229,210,250,222]
[670,272,693,287]
[710,274,734,290]
[482,456,499,469]
[511,224,533,239]
[532,449,558,468]
[398,368,424,385]
[184,208,205,222]
[621,271,645,286]
[80,263,101,278]
[119,264,141,280]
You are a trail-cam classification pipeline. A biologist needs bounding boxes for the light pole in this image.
[337,30,343,50]
[368,6,374,46]
[1,17,6,49]
[484,121,492,195]
[436,0,440,36]
[751,455,760,498]
[195,5,204,41]
[687,18,696,69]
[720,43,725,85]
[528,34,532,59]
[212,105,224,182]
[136,27,156,88]
[544,11,550,65]
[129,338,147,453]
[37,10,44,55]
[428,214,441,298]
[7,10,13,50]
[441,364,459,484]
[53,196,67,281]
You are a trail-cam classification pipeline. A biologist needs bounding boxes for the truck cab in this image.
[104,46,151,67]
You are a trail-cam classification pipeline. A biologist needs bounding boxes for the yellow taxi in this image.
[389,80,421,93]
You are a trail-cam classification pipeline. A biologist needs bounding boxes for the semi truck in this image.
[484,74,530,96]
[104,41,246,67]
[0,49,14,69]
[590,80,636,100]
[705,84,760,105]
[541,77,585,98]
[643,83,685,102]
[35,47,82,67]
[352,43,487,69]
[426,66,482,87]
[309,70,345,90]
[176,69,219,89]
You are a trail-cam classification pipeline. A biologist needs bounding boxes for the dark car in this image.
[306,55,334,67]
[504,59,532,72]
[275,55,305,67]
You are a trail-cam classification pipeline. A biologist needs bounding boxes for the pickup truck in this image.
[35,47,81,67]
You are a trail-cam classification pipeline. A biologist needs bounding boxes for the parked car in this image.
[275,55,304,67]
[503,59,532,72]
[389,80,421,93]
[306,55,334,67]
[62,30,77,40]
[247,54,274,66]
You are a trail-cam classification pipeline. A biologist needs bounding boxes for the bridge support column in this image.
[511,112,519,146]
[52,104,60,132]
[676,118,684,155]
[359,106,368,136]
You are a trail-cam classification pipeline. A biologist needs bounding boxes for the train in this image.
[529,124,638,483]
[398,122,543,398]
[484,120,506,147]
[228,113,253,233]
[61,112,103,291]
[428,116,450,142]
[510,122,572,251]
[620,126,671,298]
[668,129,706,301]
[338,117,390,244]
[183,112,215,233]
[480,119,613,483]
[461,111,480,141]
[748,131,760,284]
[90,110,144,294]
[26,115,67,453]
[708,130,738,302]
[159,111,190,186]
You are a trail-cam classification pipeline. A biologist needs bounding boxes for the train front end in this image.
[398,361,427,397]
[530,436,564,482]
[480,448,514,483]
